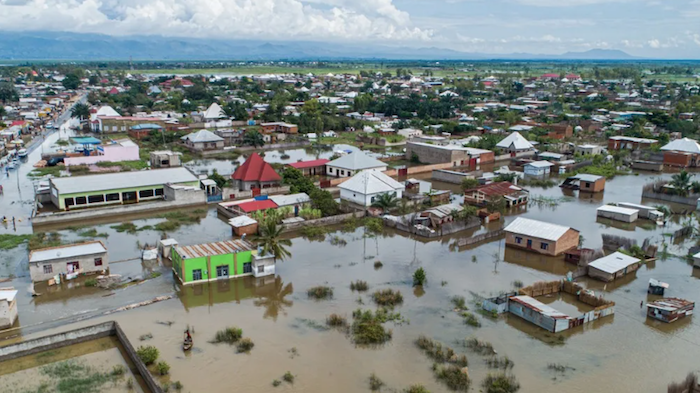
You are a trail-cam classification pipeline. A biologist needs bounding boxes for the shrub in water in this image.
[451,296,467,310]
[326,314,348,327]
[136,346,159,365]
[369,373,385,391]
[156,361,170,376]
[272,380,282,387]
[111,365,126,376]
[413,267,427,286]
[404,385,430,393]
[84,278,97,287]
[350,280,369,292]
[351,309,393,345]
[374,261,383,269]
[213,327,243,344]
[482,373,520,393]
[283,371,295,384]
[435,364,471,391]
[372,289,403,307]
[307,286,334,300]
[236,338,255,353]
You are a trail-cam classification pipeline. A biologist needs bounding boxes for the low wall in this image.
[33,199,206,226]
[220,185,291,202]
[384,216,481,238]
[432,169,475,184]
[280,211,365,233]
[642,190,700,208]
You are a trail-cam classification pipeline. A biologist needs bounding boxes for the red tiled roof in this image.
[466,181,522,197]
[10,120,25,127]
[288,159,330,169]
[236,199,278,213]
[232,152,281,182]
[541,73,560,79]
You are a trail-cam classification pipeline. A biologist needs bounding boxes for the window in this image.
[65,198,75,206]
[75,196,87,205]
[88,194,105,203]
[120,126,126,131]
[515,237,522,244]
[371,196,376,203]
[258,265,264,273]
[43,265,53,274]
[216,265,229,277]
[585,182,591,188]
[540,243,549,250]
[243,262,252,274]
[328,168,333,173]
[94,258,103,266]
[161,160,170,166]
[341,170,345,176]
[192,269,203,281]
[139,189,155,198]
[106,193,120,201]
[154,188,164,196]
[112,126,118,132]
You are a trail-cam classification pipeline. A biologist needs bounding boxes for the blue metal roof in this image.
[130,123,163,130]
[70,136,102,145]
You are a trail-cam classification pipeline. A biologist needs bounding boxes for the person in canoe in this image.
[183,328,193,351]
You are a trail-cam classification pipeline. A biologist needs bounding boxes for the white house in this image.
[524,161,554,176]
[398,128,423,139]
[339,170,405,207]
[326,152,387,178]
[203,102,227,121]
[0,288,18,330]
[496,132,535,153]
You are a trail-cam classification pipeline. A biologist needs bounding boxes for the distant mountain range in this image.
[0,31,640,61]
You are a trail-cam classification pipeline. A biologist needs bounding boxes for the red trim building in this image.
[288,159,329,176]
[232,153,282,191]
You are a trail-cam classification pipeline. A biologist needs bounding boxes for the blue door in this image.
[527,239,533,249]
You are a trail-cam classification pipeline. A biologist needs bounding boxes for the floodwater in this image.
[2,117,700,392]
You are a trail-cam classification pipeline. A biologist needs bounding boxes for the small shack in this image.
[560,174,606,193]
[648,279,669,296]
[616,202,664,221]
[228,215,259,237]
[587,251,641,282]
[504,217,580,256]
[523,161,554,176]
[646,298,695,323]
[564,248,595,265]
[28,241,109,283]
[158,238,179,260]
[508,295,572,333]
[596,205,639,223]
[0,288,18,330]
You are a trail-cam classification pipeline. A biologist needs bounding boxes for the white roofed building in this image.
[660,138,700,168]
[496,132,535,153]
[339,170,405,207]
[504,217,580,256]
[326,152,387,178]
[203,102,227,120]
[588,252,641,282]
[182,130,225,151]
[28,241,109,283]
[0,288,18,330]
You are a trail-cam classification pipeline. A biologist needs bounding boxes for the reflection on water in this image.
[177,275,293,320]
[32,276,104,305]
[503,247,575,275]
[643,312,694,333]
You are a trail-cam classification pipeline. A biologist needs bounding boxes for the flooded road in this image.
[1,124,699,392]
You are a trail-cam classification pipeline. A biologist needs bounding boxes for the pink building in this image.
[64,139,140,166]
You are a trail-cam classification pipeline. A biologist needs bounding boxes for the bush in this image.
[272,379,282,387]
[415,335,468,367]
[236,338,255,353]
[435,364,471,391]
[136,346,159,365]
[413,268,427,286]
[461,312,481,327]
[511,280,524,289]
[372,289,403,307]
[213,327,243,344]
[485,356,514,370]
[404,385,431,393]
[369,373,385,391]
[451,296,467,310]
[326,314,348,327]
[351,309,393,345]
[374,261,383,269]
[156,361,170,376]
[465,338,495,355]
[283,371,295,384]
[307,286,334,300]
[111,365,126,376]
[482,373,520,393]
[126,378,134,390]
[172,381,183,391]
[84,278,97,287]
[350,280,369,292]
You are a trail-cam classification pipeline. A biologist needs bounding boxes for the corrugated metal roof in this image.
[597,205,638,215]
[29,241,107,263]
[496,132,534,150]
[327,152,387,171]
[50,167,198,195]
[338,170,405,195]
[647,298,694,312]
[573,174,604,182]
[228,215,257,228]
[526,161,554,168]
[510,296,571,319]
[182,129,224,143]
[175,239,255,259]
[504,217,574,242]
[236,199,278,213]
[269,193,311,207]
[588,251,640,274]
[660,138,700,154]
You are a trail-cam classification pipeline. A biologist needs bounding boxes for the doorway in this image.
[67,261,80,273]
[216,265,229,278]
[122,191,138,204]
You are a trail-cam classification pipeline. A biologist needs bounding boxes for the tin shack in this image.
[646,298,695,323]
[587,252,642,282]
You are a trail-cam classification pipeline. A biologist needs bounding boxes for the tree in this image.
[208,170,228,189]
[225,102,249,120]
[371,193,400,211]
[0,81,18,104]
[243,131,265,148]
[70,103,90,121]
[413,267,427,286]
[254,219,292,261]
[461,178,480,190]
[670,170,693,196]
[62,73,81,90]
[485,196,507,214]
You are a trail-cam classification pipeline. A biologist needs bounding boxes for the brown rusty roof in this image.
[175,239,255,259]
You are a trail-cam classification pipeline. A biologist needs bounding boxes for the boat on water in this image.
[183,328,193,351]
[17,149,27,158]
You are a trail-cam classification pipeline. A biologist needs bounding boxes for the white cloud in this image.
[0,0,431,41]
[512,0,631,6]
[648,39,661,48]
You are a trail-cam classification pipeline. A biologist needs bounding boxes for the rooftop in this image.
[269,193,311,207]
[588,251,640,274]
[510,296,571,319]
[338,170,405,195]
[504,217,575,241]
[0,288,18,302]
[232,153,281,183]
[182,129,224,143]
[496,132,534,151]
[597,205,639,215]
[29,241,107,264]
[236,199,278,213]
[466,181,526,197]
[228,215,258,228]
[526,160,555,168]
[50,167,198,195]
[175,239,255,259]
[660,138,700,154]
[288,159,330,169]
[647,298,695,312]
[326,152,387,171]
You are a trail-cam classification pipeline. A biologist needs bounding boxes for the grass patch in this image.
[351,309,393,345]
[307,286,334,300]
[415,335,468,367]
[329,235,347,246]
[364,217,384,234]
[0,234,32,250]
[155,361,170,375]
[136,346,159,365]
[451,296,468,310]
[326,314,348,327]
[40,359,124,393]
[464,338,495,355]
[404,385,430,393]
[272,379,282,387]
[461,311,481,327]
[154,210,205,232]
[84,278,97,287]
[96,160,149,171]
[110,222,139,234]
[76,228,109,238]
[282,371,295,384]
[482,373,520,393]
[28,232,62,251]
[301,226,328,240]
[350,280,369,292]
[29,166,63,178]
[434,364,471,391]
[369,373,385,391]
[236,337,255,353]
[372,289,403,307]
[212,327,243,344]
[485,356,514,370]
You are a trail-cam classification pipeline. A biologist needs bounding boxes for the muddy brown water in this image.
[2,150,700,392]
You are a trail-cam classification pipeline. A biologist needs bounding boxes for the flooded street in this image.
[2,124,700,392]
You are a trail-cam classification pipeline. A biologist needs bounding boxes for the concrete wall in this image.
[406,142,466,165]
[64,144,140,166]
[340,189,402,207]
[432,169,475,185]
[280,211,365,233]
[641,190,700,208]
[29,251,109,282]
[163,184,207,204]
[0,297,17,330]
[505,228,579,256]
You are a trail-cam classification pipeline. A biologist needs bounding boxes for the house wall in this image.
[64,144,140,167]
[340,189,402,207]
[252,255,275,278]
[663,152,697,168]
[597,209,638,223]
[405,143,466,165]
[580,178,606,193]
[588,262,640,282]
[507,301,559,332]
[189,140,225,151]
[326,165,387,178]
[505,228,579,256]
[0,299,18,330]
[233,223,258,237]
[98,118,167,133]
[524,166,549,176]
[29,252,109,282]
[210,253,235,278]
[694,256,700,269]
[52,180,200,210]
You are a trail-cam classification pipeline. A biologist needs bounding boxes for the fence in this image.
[457,229,505,247]
[280,211,365,233]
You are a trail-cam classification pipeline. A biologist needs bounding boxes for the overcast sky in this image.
[1,0,699,57]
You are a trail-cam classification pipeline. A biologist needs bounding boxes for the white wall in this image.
[326,165,387,178]
[0,299,18,329]
[340,189,403,207]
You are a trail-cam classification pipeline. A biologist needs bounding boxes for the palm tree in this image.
[371,193,399,211]
[670,170,693,196]
[253,219,292,261]
[70,103,90,122]
[243,131,265,148]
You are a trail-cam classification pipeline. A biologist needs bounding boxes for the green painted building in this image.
[171,239,275,285]
[49,167,200,210]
